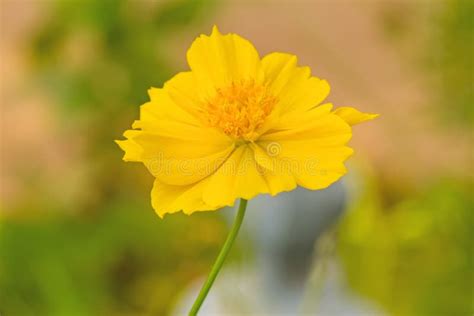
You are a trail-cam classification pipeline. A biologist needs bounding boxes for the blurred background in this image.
[1,0,472,315]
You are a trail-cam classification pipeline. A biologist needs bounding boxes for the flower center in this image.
[204,80,277,140]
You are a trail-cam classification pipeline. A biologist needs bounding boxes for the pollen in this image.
[204,80,277,140]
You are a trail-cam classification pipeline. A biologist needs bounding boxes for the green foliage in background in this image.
[0,199,227,315]
[338,177,474,316]
[427,0,474,126]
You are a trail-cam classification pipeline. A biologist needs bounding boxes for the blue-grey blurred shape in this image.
[172,180,384,315]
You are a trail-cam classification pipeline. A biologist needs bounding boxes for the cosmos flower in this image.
[116,26,377,218]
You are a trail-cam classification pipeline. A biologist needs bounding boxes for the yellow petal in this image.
[257,109,354,191]
[250,143,297,195]
[261,52,330,115]
[161,71,206,120]
[260,103,350,143]
[203,145,269,207]
[115,130,143,162]
[186,26,263,96]
[151,178,217,218]
[118,70,236,185]
[146,86,200,126]
[131,129,233,186]
[261,170,297,196]
[333,106,379,126]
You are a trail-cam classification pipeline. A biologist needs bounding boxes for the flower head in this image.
[116,26,378,217]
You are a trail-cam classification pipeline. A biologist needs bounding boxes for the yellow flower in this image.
[116,26,378,218]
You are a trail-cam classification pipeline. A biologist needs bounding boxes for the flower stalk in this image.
[189,199,248,315]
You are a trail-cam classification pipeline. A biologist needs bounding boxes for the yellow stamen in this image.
[204,80,277,140]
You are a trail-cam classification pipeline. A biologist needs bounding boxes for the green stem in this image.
[189,199,248,315]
